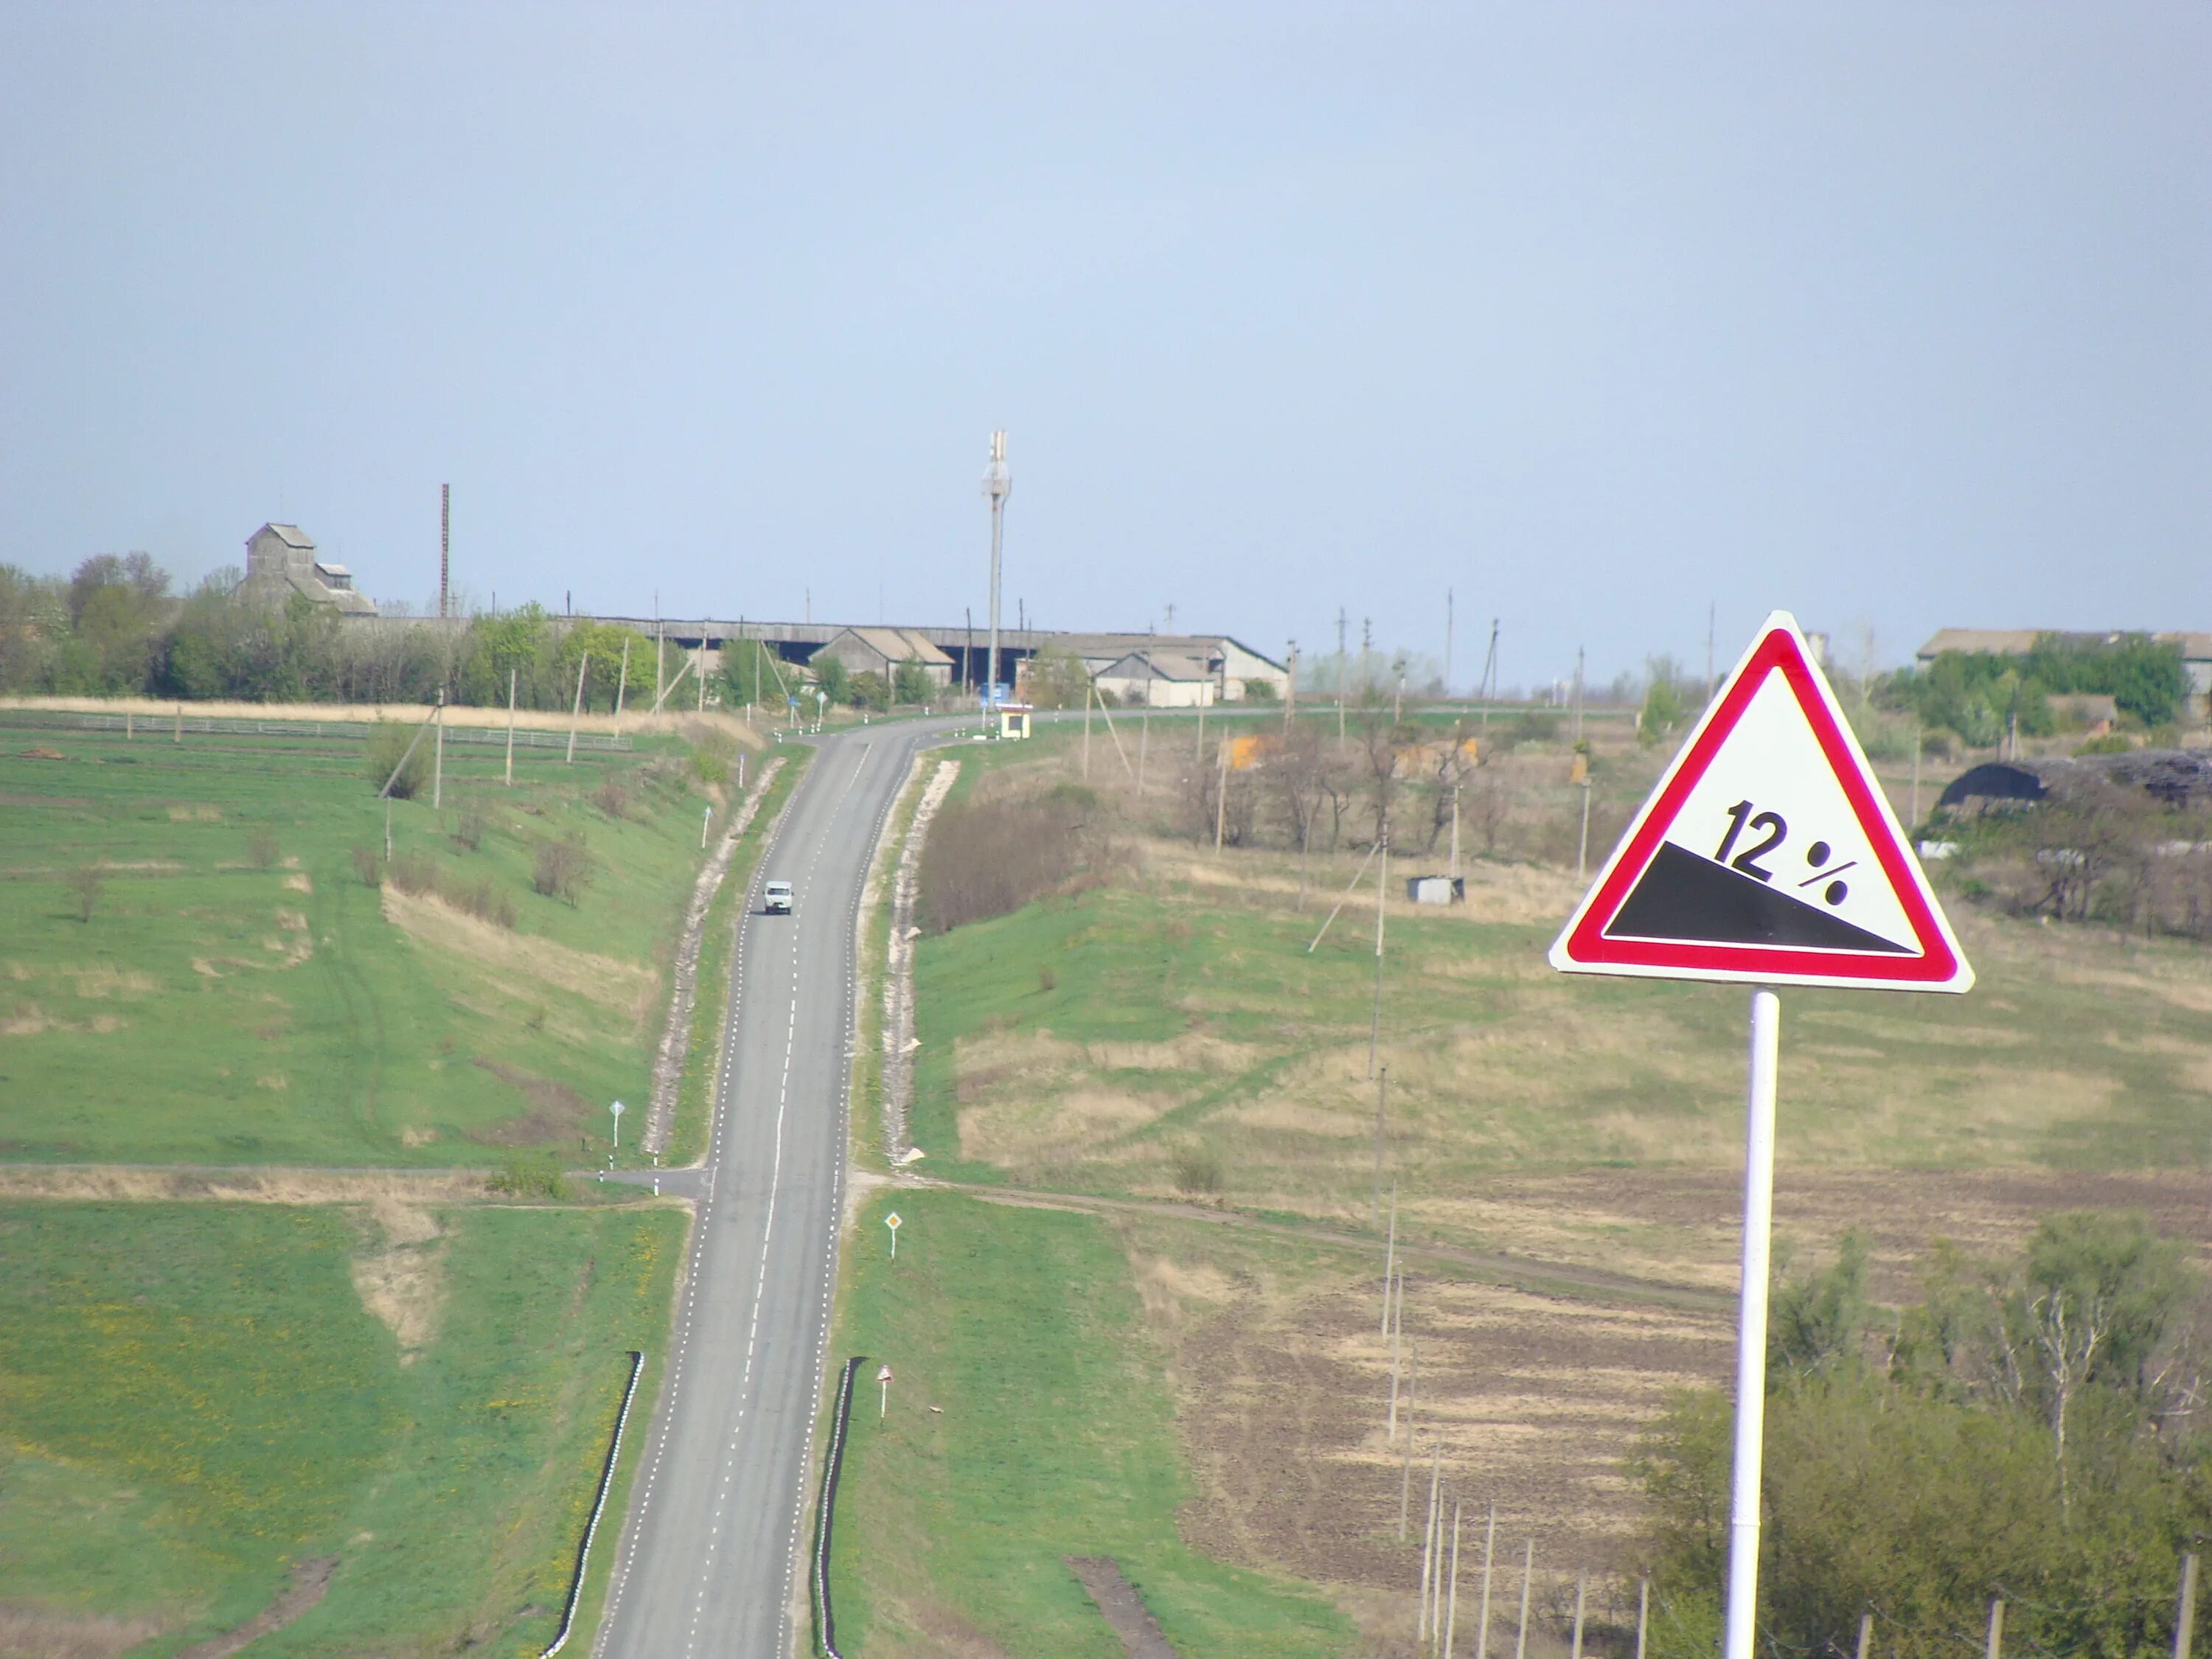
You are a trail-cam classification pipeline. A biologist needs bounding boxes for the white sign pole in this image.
[611,1099,625,1152]
[1722,988,1781,1659]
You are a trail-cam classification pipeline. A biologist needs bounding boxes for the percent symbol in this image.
[1795,841,1857,908]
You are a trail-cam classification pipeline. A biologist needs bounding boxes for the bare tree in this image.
[1425,726,1480,854]
[65,864,103,923]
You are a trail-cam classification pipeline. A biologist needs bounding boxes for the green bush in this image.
[486,1151,571,1203]
[365,720,430,799]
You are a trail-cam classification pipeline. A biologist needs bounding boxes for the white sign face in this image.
[611,1100,625,1116]
[1631,667,1917,954]
[1551,611,1970,992]
[877,1365,894,1382]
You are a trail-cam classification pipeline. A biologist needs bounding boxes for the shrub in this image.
[917,787,1116,932]
[1037,963,1057,994]
[349,846,381,887]
[487,1151,571,1203]
[451,805,486,851]
[243,828,280,871]
[592,778,630,820]
[532,835,594,905]
[365,720,431,799]
[1170,1143,1224,1195]
[64,864,102,923]
[386,848,515,927]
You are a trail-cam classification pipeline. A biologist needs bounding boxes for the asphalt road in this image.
[596,720,953,1658]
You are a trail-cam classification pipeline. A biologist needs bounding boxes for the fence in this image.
[0,709,632,751]
[540,1349,646,1658]
[813,1354,866,1658]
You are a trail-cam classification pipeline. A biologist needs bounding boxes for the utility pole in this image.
[1360,616,1372,701]
[1336,608,1348,741]
[439,483,450,622]
[1372,1064,1388,1229]
[566,653,589,764]
[504,667,517,787]
[1480,619,1500,729]
[613,638,630,733]
[1444,586,1455,696]
[432,689,445,809]
[1285,641,1297,731]
[1573,647,1585,748]
[1368,821,1388,1079]
[982,431,1011,721]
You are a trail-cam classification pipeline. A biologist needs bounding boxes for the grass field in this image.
[0,1194,682,1658]
[842,726,2212,1652]
[912,813,2212,1236]
[0,720,778,1164]
[824,1186,1355,1658]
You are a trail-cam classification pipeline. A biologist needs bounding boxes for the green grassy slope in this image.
[0,725,778,1164]
[825,1187,1353,1658]
[0,1197,681,1657]
[911,843,2212,1221]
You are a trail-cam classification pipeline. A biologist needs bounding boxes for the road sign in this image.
[611,1099,625,1152]
[885,1211,902,1258]
[1549,611,1970,993]
[877,1363,894,1419]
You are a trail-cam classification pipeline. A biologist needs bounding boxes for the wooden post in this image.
[1986,1598,2004,1659]
[1514,1540,1533,1659]
[174,703,182,743]
[614,638,630,732]
[1636,1578,1649,1659]
[697,644,706,712]
[1373,1065,1388,1228]
[1399,1422,1413,1543]
[1570,1572,1586,1659]
[1137,704,1148,795]
[1475,1504,1495,1659]
[1388,1268,1403,1441]
[1382,1183,1397,1338]
[1855,1612,1872,1659]
[1425,1451,1442,1655]
[1214,735,1229,852]
[125,711,132,740]
[1444,1501,1461,1658]
[505,667,517,787]
[2179,1553,2200,1659]
[566,653,589,764]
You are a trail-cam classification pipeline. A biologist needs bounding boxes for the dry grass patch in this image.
[0,1608,175,1659]
[380,884,657,1024]
[63,967,158,999]
[351,1202,448,1360]
[961,1085,1172,1165]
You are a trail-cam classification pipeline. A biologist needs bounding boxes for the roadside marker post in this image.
[610,1099,624,1153]
[885,1211,902,1259]
[877,1363,893,1420]
[1548,611,1971,1659]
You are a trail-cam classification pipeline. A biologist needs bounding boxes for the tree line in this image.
[1640,1213,2209,1657]
[0,554,716,712]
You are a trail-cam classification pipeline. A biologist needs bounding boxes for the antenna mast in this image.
[982,431,1011,718]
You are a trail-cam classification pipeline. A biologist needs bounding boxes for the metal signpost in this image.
[1550,612,1970,1659]
[877,1363,894,1420]
[610,1099,625,1153]
[885,1211,902,1259]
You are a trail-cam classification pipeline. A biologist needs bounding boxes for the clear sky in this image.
[2,4,2205,689]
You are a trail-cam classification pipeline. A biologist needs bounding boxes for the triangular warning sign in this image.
[1551,611,1972,992]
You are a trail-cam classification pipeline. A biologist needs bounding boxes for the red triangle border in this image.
[1559,625,1963,986]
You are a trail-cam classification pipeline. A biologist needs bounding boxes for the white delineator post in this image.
[1723,988,1781,1659]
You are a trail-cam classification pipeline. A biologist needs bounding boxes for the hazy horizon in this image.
[3,4,2205,687]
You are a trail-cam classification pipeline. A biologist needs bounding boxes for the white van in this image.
[764,880,794,915]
